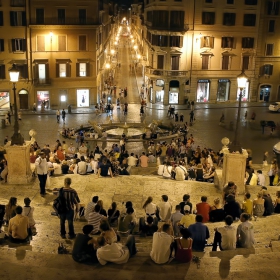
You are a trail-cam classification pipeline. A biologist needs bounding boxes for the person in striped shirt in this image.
[88,204,106,234]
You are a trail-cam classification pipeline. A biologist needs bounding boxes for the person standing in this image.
[61,109,66,123]
[35,152,48,196]
[56,109,60,123]
[189,110,194,124]
[59,177,80,239]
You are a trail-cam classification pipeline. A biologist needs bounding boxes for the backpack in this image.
[53,188,67,215]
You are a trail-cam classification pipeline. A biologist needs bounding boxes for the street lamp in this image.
[9,64,24,145]
[229,71,248,153]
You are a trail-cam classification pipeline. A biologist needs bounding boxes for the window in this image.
[268,20,275,32]
[10,11,26,26]
[242,56,249,70]
[245,0,257,4]
[266,43,274,56]
[202,55,210,70]
[221,37,234,48]
[33,61,50,84]
[0,39,4,51]
[260,64,273,75]
[0,65,5,79]
[157,55,164,69]
[79,9,86,24]
[171,56,179,70]
[243,14,256,26]
[36,8,44,24]
[227,0,234,4]
[170,36,183,48]
[201,36,214,48]
[267,1,280,15]
[223,13,236,26]
[58,35,66,51]
[170,11,184,29]
[222,55,230,70]
[152,11,168,29]
[37,35,45,51]
[17,64,28,79]
[58,9,65,24]
[242,37,254,48]
[0,11,3,26]
[152,35,168,47]
[56,60,71,77]
[76,62,89,77]
[79,35,87,51]
[11,38,26,52]
[202,12,215,25]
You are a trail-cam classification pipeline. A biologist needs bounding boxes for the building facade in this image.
[133,0,279,105]
[0,0,115,110]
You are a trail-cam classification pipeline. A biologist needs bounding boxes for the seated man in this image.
[150,223,174,264]
[8,206,29,243]
[96,235,137,265]
[157,195,172,222]
[118,207,136,234]
[170,205,184,237]
[196,196,211,223]
[212,215,236,251]
[188,214,210,252]
[178,205,196,228]
[72,225,98,263]
[237,213,255,249]
[139,216,158,237]
[85,196,99,221]
[88,204,106,234]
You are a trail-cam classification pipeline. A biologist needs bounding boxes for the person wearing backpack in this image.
[58,177,80,239]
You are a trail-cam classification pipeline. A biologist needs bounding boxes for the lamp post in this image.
[9,64,24,145]
[229,71,248,153]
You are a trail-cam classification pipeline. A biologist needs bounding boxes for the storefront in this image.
[155,79,164,103]
[77,89,89,107]
[0,91,10,109]
[217,79,230,101]
[169,80,179,104]
[259,85,271,102]
[197,80,210,102]
[236,81,249,101]
[37,91,49,109]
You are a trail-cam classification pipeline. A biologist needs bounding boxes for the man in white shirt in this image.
[212,215,236,251]
[157,195,172,222]
[127,153,138,172]
[257,170,266,187]
[35,152,48,196]
[79,143,87,158]
[157,162,164,175]
[77,156,87,175]
[150,223,174,264]
[67,143,76,159]
[175,162,188,181]
[237,213,255,248]
[97,235,137,265]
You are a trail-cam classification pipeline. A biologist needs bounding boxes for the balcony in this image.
[145,22,188,32]
[10,0,25,7]
[145,68,188,77]
[33,78,51,86]
[30,18,99,25]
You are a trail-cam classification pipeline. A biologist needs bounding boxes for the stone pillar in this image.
[222,150,248,194]
[6,143,32,184]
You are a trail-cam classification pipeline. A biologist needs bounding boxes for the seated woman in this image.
[253,192,265,217]
[224,194,241,220]
[99,219,119,244]
[162,161,172,179]
[203,166,216,183]
[175,227,193,263]
[209,198,225,222]
[61,160,69,174]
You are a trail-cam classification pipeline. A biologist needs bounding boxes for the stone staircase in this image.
[1,174,280,279]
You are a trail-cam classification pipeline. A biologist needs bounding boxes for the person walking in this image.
[190,110,195,125]
[56,109,60,123]
[59,177,80,239]
[35,152,48,196]
[61,109,66,123]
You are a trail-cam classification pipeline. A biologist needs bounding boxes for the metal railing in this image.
[33,78,51,86]
[145,68,188,77]
[10,0,25,7]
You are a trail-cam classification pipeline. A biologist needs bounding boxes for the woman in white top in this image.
[162,162,172,179]
[143,196,157,219]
